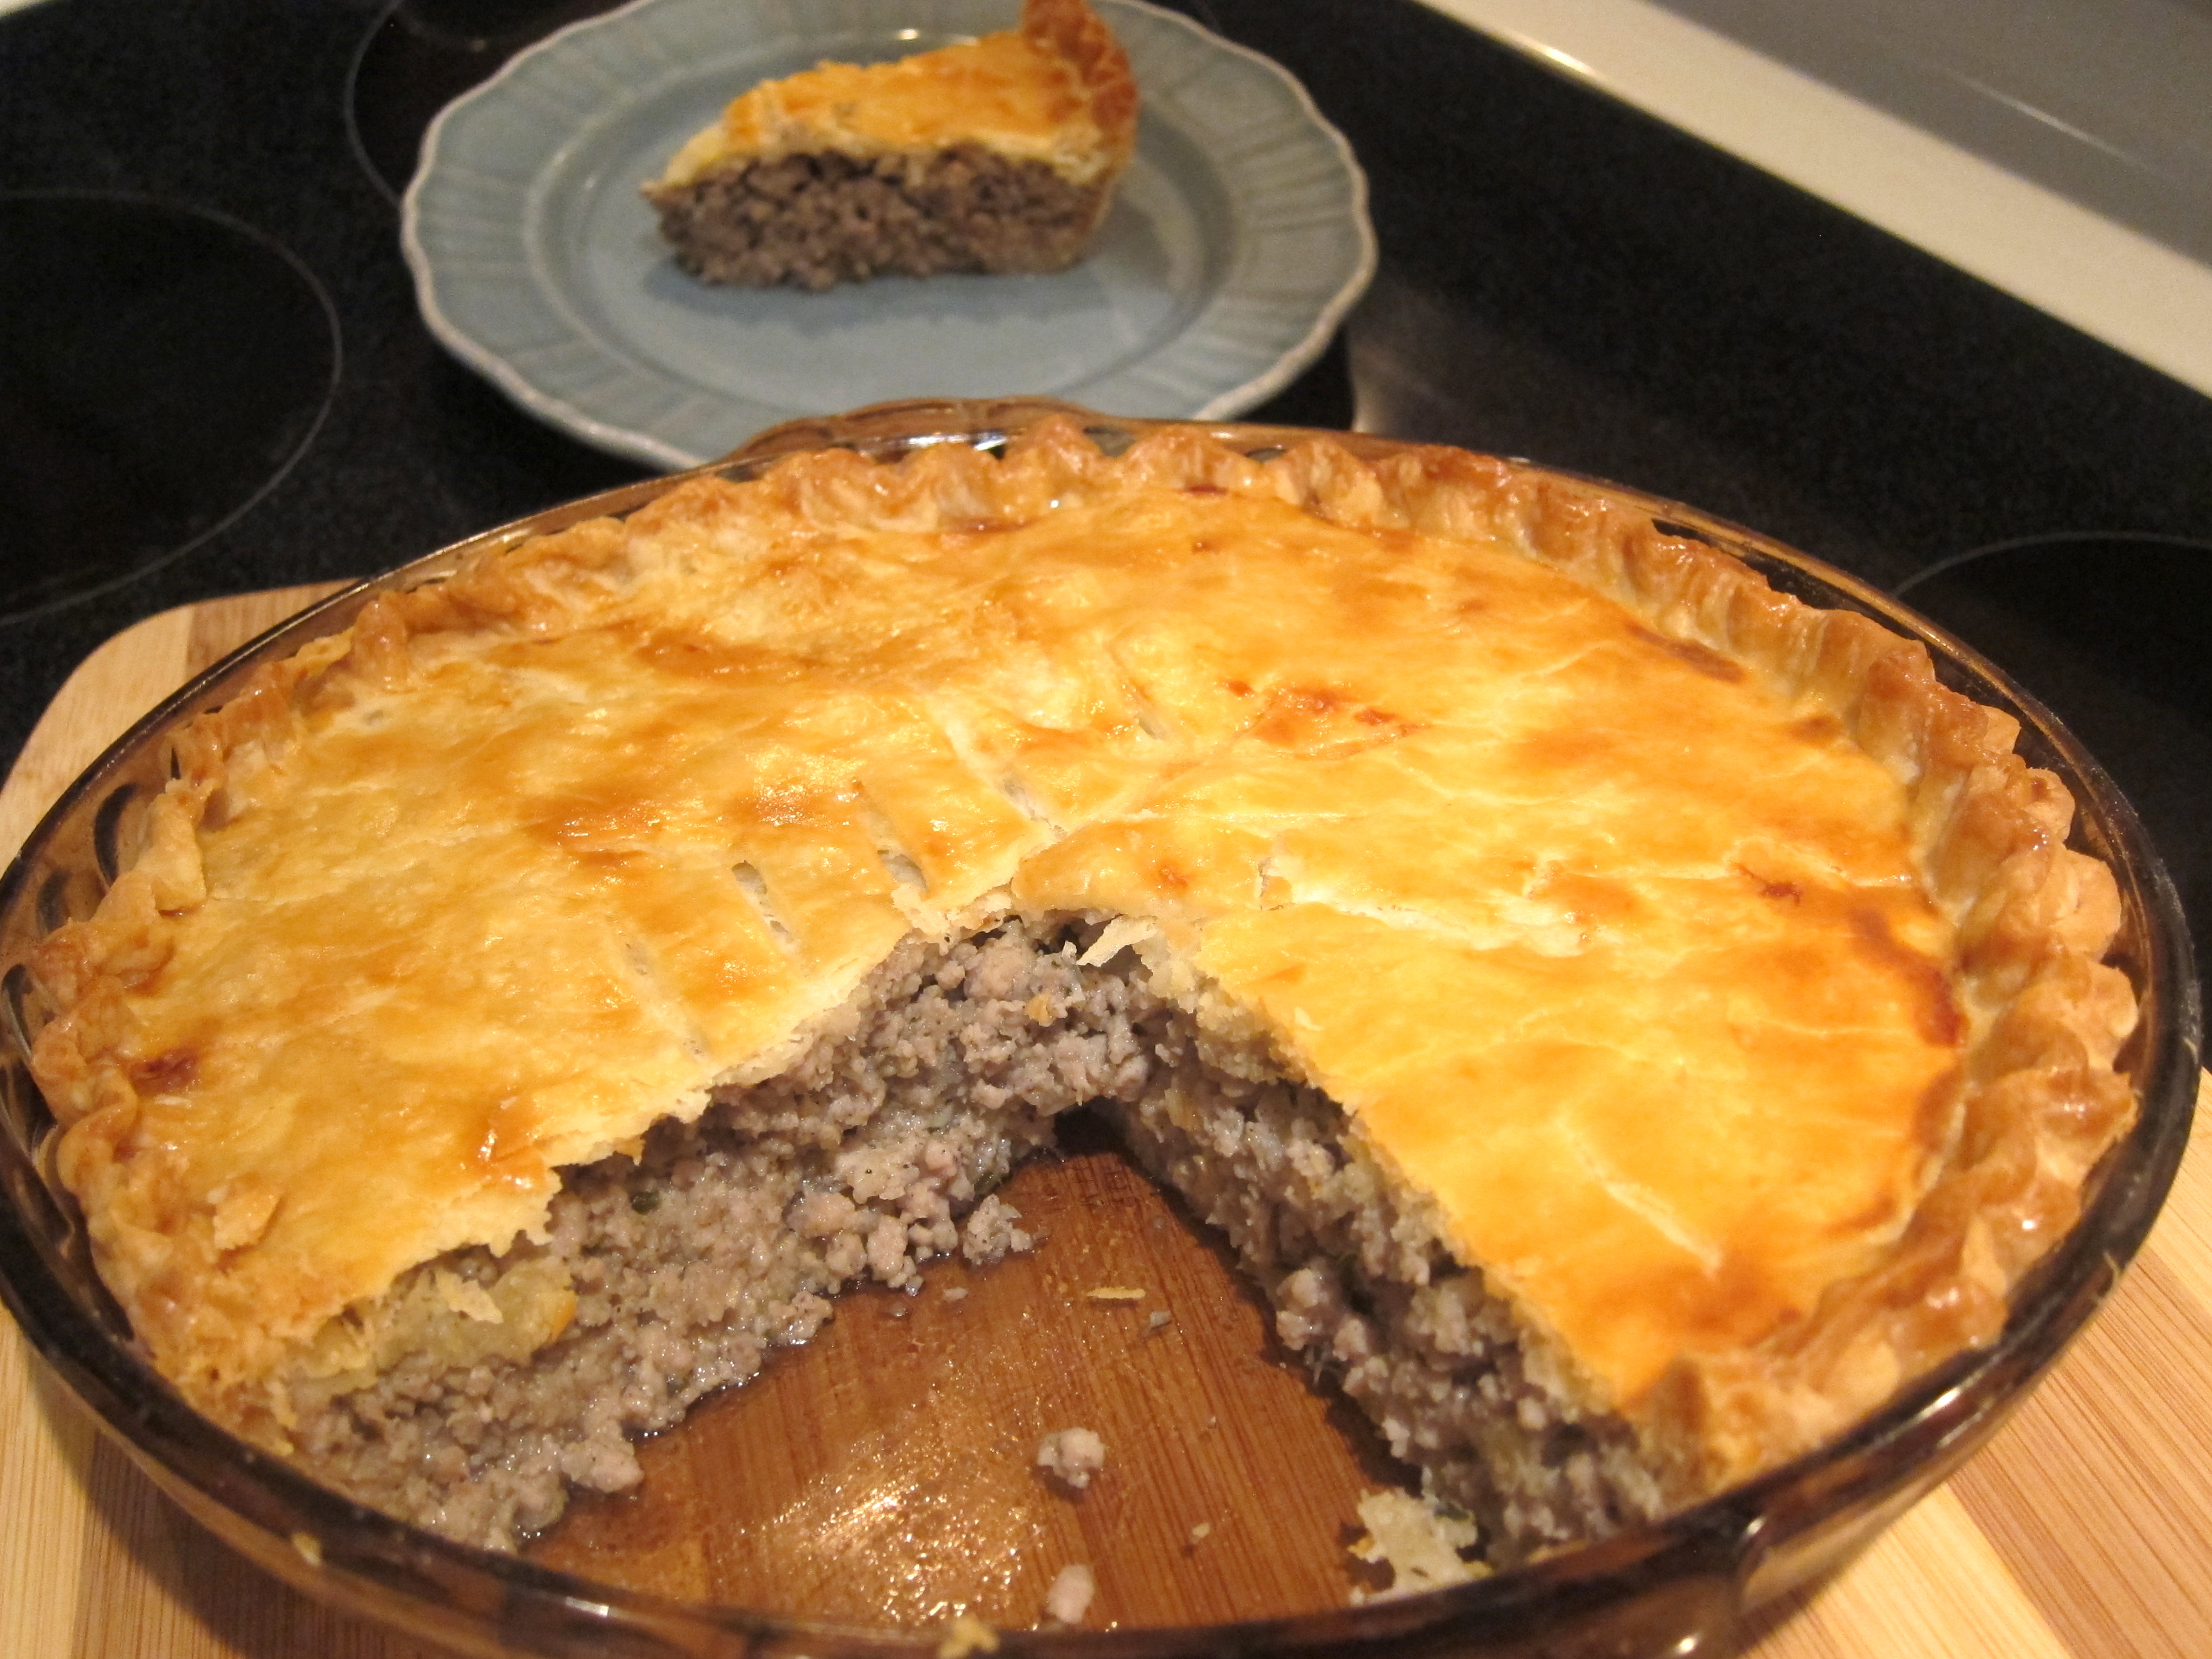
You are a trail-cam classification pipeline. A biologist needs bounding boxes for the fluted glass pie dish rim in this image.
[0,396,2196,1658]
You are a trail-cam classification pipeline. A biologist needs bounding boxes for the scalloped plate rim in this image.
[400,0,1377,469]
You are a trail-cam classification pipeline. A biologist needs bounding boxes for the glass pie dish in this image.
[0,398,2197,1658]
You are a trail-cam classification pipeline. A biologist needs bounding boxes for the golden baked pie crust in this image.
[28,416,2137,1505]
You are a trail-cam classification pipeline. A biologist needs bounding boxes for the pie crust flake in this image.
[645,0,1138,289]
[28,417,2137,1558]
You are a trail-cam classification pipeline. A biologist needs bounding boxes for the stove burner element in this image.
[349,0,622,199]
[0,193,339,625]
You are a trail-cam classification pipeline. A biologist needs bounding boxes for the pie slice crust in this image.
[645,0,1139,289]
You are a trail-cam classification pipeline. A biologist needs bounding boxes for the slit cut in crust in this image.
[28,415,2139,1566]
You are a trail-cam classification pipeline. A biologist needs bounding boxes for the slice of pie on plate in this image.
[645,0,1138,290]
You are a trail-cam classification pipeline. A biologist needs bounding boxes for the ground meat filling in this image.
[288,919,1664,1561]
[1101,1086,1666,1560]
[645,144,1109,290]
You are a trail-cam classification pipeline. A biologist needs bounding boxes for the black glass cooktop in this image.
[0,192,337,622]
[348,0,622,201]
[1900,535,2212,962]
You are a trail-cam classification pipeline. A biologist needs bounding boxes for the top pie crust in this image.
[28,416,2138,1503]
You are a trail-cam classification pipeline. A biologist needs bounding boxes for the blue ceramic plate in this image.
[400,0,1375,469]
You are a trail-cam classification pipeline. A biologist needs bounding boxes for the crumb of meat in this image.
[1036,1426,1107,1491]
[1146,1309,1170,1332]
[1349,1490,1483,1601]
[961,1193,1034,1264]
[1042,1563,1096,1625]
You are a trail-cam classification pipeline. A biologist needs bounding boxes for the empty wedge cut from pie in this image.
[28,415,2137,1564]
[645,0,1138,290]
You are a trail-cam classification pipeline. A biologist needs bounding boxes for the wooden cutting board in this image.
[4,587,2208,1657]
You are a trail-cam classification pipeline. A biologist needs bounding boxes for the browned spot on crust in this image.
[1635,1245,1792,1359]
[1789,713,1845,745]
[1851,907,1965,1048]
[625,626,801,685]
[527,788,672,850]
[1152,862,1190,894]
[1250,686,1346,745]
[1222,680,1253,697]
[1914,1066,1965,1151]
[1252,686,1426,756]
[1510,723,1620,775]
[1826,1187,1903,1238]
[1534,867,1638,929]
[1735,865,1803,904]
[1629,625,1748,683]
[130,1048,198,1093]
[744,778,842,829]
[1182,483,1225,495]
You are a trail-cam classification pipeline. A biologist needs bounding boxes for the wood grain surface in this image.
[2,587,2208,1657]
